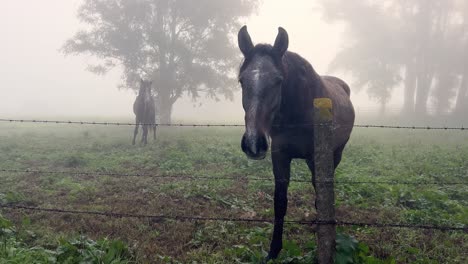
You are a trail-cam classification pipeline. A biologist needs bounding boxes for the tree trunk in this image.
[154,42,177,124]
[157,88,174,124]
[379,100,386,116]
[413,2,434,117]
[158,103,173,124]
[434,72,456,116]
[403,63,417,115]
[415,72,434,116]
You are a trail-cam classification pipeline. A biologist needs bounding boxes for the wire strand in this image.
[1,204,465,232]
[1,169,465,186]
[0,118,466,131]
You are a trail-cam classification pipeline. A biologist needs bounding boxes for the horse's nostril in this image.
[258,136,268,153]
[241,133,268,159]
[241,135,257,156]
[241,135,249,154]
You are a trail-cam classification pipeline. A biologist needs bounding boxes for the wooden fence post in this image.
[313,98,336,264]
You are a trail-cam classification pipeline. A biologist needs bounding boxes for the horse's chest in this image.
[271,130,314,159]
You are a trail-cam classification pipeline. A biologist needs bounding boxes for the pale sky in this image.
[0,0,394,121]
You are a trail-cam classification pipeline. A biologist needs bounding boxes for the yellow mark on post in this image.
[314,98,333,121]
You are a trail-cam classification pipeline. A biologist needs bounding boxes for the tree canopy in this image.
[320,0,468,119]
[63,0,259,122]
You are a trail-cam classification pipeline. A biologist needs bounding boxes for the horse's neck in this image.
[278,53,323,124]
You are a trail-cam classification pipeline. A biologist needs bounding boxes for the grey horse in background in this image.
[133,79,157,145]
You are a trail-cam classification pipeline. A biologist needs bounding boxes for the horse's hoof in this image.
[265,254,276,263]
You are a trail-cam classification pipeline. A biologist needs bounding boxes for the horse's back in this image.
[321,76,351,97]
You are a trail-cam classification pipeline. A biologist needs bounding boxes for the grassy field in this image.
[0,122,467,263]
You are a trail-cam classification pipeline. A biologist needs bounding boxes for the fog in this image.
[0,0,465,123]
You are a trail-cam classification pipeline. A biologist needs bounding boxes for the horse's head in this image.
[139,79,153,98]
[238,26,289,160]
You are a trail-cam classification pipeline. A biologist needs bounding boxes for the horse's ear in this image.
[273,27,289,57]
[238,25,254,57]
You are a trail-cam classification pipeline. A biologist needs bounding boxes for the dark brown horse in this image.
[237,26,355,260]
[132,79,157,145]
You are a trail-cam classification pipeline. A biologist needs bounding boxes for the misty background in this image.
[0,0,467,124]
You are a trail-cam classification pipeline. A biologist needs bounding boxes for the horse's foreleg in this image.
[132,123,139,145]
[306,159,316,189]
[142,125,148,145]
[306,159,318,209]
[153,125,157,140]
[267,153,291,261]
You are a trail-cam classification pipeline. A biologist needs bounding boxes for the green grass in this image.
[0,213,134,263]
[0,123,467,263]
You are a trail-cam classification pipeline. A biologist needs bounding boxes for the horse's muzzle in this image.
[241,133,268,160]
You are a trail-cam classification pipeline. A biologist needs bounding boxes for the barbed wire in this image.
[353,124,467,130]
[1,204,465,232]
[1,169,466,186]
[0,118,242,127]
[0,118,466,131]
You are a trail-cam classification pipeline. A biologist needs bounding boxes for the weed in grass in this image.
[61,154,88,168]
[0,214,135,264]
[0,191,26,204]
